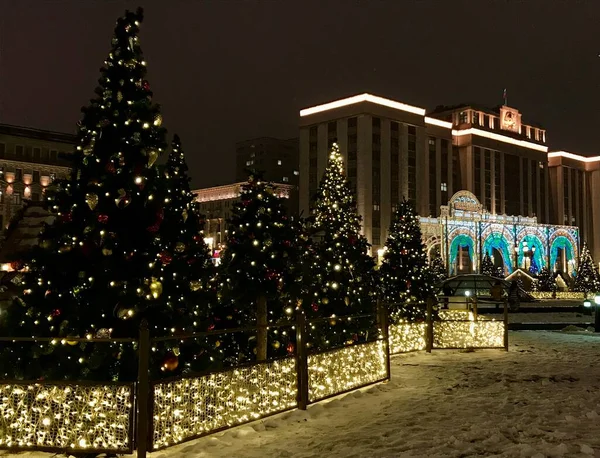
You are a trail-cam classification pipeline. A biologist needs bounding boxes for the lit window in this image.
[293,170,299,176]
[373,204,380,211]
[277,160,282,166]
[441,182,448,192]
[282,176,289,182]
[246,160,253,166]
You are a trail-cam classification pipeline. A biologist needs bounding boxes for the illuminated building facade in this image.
[0,124,75,229]
[299,94,600,272]
[194,181,294,263]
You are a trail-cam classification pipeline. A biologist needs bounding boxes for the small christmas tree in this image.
[154,135,217,374]
[574,243,600,295]
[429,253,447,284]
[379,198,433,322]
[481,253,494,277]
[304,143,375,349]
[0,8,176,381]
[536,268,556,292]
[217,173,300,363]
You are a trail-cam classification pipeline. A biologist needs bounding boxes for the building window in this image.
[373,204,380,211]
[471,111,479,125]
[282,176,289,182]
[13,192,21,205]
[15,145,24,156]
[459,112,468,124]
[50,150,58,161]
[277,160,282,166]
[32,192,40,202]
[348,117,357,128]
[246,160,253,166]
[441,183,447,191]
[293,170,299,176]
[33,147,41,160]
[0,143,5,158]
[33,171,40,183]
[15,168,23,181]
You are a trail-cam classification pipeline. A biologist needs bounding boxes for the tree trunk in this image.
[256,295,268,361]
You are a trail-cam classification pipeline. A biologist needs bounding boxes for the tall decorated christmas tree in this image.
[378,198,433,322]
[574,243,600,295]
[216,173,300,363]
[534,267,556,293]
[305,143,375,349]
[153,135,217,374]
[0,8,179,381]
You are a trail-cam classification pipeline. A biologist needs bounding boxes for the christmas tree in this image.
[481,253,494,276]
[535,268,556,293]
[378,198,433,322]
[0,8,176,381]
[152,135,217,374]
[429,253,447,284]
[304,143,376,349]
[574,243,600,295]
[216,173,300,364]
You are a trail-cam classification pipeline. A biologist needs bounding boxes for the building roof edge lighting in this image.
[452,128,548,152]
[547,151,600,163]
[424,117,453,129]
[299,93,426,117]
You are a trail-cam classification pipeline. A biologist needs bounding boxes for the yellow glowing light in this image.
[152,358,297,449]
[307,340,387,402]
[0,383,133,451]
[547,151,600,163]
[300,93,426,117]
[388,322,426,354]
[452,128,548,152]
[424,117,453,129]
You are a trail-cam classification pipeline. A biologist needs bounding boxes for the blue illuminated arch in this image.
[450,234,474,273]
[550,236,575,272]
[483,232,513,273]
[518,234,546,273]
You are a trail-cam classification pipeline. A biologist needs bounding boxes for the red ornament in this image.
[311,303,319,312]
[283,240,292,247]
[51,309,61,317]
[147,223,160,233]
[266,270,278,280]
[61,212,73,223]
[161,352,178,372]
[208,324,215,331]
[10,260,24,271]
[142,80,150,91]
[97,214,109,224]
[286,343,295,355]
[348,235,357,245]
[156,208,164,222]
[105,163,116,174]
[159,252,172,265]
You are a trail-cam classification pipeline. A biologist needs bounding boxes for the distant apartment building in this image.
[0,124,75,229]
[299,93,600,274]
[236,137,299,214]
[194,181,295,263]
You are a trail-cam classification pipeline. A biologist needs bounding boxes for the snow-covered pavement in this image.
[155,331,600,458]
[4,331,600,457]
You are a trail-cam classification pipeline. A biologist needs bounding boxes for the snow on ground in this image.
[4,330,600,458]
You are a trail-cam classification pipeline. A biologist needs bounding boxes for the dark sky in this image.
[1,1,600,188]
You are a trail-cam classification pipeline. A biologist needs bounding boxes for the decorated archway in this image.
[517,234,546,274]
[449,234,475,275]
[550,235,576,275]
[483,232,513,274]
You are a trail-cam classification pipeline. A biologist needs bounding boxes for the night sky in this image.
[1,1,599,188]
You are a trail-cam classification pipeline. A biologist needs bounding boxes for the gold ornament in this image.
[66,336,79,346]
[161,352,178,372]
[189,280,202,292]
[272,340,281,349]
[115,189,130,208]
[150,278,163,298]
[96,328,111,338]
[153,113,163,126]
[59,245,72,253]
[182,209,188,222]
[102,247,113,256]
[117,91,123,102]
[329,318,337,326]
[175,242,186,253]
[147,150,158,167]
[344,296,351,306]
[215,340,221,348]
[321,297,330,305]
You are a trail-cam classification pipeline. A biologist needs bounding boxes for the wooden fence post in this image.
[426,297,434,353]
[378,300,391,381]
[137,319,150,458]
[295,309,309,410]
[503,299,509,351]
[256,296,268,361]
